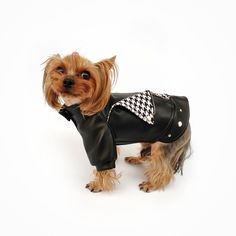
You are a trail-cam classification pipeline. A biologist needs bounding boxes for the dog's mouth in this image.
[62,88,73,94]
[57,85,75,95]
[60,90,80,97]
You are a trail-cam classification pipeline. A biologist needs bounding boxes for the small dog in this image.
[43,52,191,193]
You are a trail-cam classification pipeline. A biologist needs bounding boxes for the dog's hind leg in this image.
[140,143,151,157]
[125,155,150,165]
[139,125,191,192]
[139,142,174,192]
[125,143,151,165]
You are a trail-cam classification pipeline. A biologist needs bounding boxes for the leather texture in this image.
[59,91,190,171]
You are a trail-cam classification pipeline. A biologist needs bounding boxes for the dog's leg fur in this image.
[86,169,120,192]
[86,125,191,192]
[139,125,191,192]
[125,143,151,164]
[125,155,150,165]
[140,143,151,156]
[140,144,151,157]
[140,142,174,192]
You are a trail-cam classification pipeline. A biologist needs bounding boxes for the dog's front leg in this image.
[85,169,120,192]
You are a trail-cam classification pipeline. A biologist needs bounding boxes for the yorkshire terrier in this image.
[43,52,191,193]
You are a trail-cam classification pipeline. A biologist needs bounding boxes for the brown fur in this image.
[43,53,117,115]
[86,170,120,192]
[126,125,191,192]
[125,156,150,165]
[43,53,191,193]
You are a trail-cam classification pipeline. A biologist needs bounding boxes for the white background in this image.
[0,0,235,235]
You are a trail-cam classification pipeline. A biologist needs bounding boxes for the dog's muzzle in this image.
[63,77,75,89]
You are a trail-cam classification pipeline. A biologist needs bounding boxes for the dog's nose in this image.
[63,77,75,89]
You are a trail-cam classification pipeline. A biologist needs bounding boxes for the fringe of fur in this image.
[143,125,191,190]
[171,139,191,175]
[93,169,121,191]
[144,154,174,190]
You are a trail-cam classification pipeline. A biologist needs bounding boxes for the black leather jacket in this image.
[59,91,190,171]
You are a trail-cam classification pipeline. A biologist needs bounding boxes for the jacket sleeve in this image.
[59,106,117,171]
[80,113,117,171]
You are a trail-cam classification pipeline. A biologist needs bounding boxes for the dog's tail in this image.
[171,126,192,175]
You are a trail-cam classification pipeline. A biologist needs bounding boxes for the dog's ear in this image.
[95,56,118,84]
[95,56,116,69]
[80,56,118,115]
[42,54,62,111]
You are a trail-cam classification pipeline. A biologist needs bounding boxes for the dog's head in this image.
[43,53,117,115]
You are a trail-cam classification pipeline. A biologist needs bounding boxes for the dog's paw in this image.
[85,182,102,193]
[125,156,149,165]
[139,181,154,193]
[125,156,140,165]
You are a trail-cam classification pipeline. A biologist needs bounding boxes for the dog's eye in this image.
[56,67,65,74]
[80,71,90,80]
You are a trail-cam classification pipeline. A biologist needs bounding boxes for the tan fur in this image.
[143,145,174,191]
[125,143,151,164]
[79,56,117,115]
[43,52,191,193]
[43,54,62,110]
[43,53,117,115]
[127,125,191,192]
[125,156,150,165]
[86,169,120,192]
[141,143,151,150]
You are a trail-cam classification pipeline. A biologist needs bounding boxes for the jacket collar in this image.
[59,104,80,121]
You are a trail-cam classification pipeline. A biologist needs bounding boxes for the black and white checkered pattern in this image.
[154,93,170,100]
[107,90,155,125]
